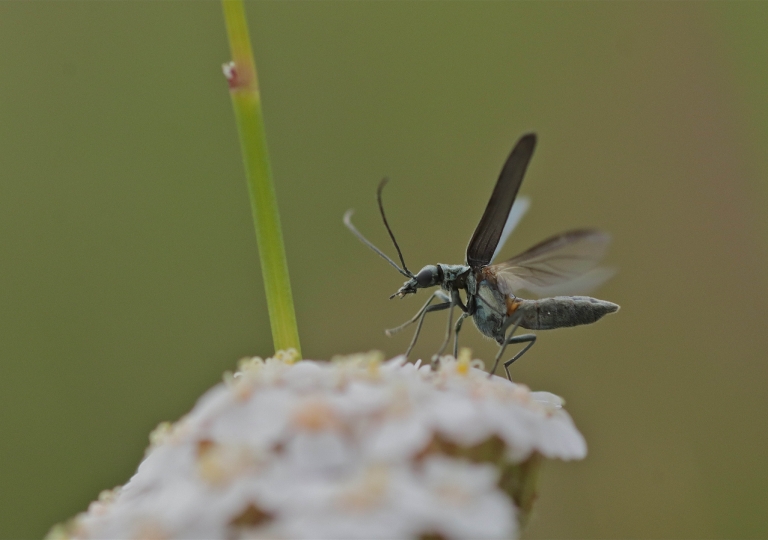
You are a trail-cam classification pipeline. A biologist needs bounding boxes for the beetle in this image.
[344,133,619,379]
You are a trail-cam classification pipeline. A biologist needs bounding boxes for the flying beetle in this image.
[344,133,619,380]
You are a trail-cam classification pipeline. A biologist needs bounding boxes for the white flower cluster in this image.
[51,350,585,540]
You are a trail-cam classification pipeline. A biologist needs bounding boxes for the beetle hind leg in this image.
[487,318,537,381]
[501,334,536,381]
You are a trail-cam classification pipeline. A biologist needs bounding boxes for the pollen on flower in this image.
[338,465,390,511]
[146,419,191,452]
[456,347,473,375]
[132,522,168,540]
[97,489,119,505]
[274,348,300,364]
[434,481,472,505]
[85,488,120,518]
[226,352,308,401]
[196,440,254,485]
[330,350,386,386]
[236,355,265,373]
[148,422,173,448]
[49,353,586,540]
[331,350,384,370]
[291,398,339,431]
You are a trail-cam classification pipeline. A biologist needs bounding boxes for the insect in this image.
[344,133,619,380]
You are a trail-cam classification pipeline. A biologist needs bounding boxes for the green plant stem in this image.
[222,0,301,357]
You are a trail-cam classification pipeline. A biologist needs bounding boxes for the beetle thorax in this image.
[437,264,470,290]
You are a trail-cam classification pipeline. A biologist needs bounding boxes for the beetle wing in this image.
[490,196,530,264]
[489,229,613,297]
[466,134,536,268]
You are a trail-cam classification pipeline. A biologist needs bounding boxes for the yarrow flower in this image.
[48,349,586,540]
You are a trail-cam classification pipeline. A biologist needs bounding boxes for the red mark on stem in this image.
[222,61,239,89]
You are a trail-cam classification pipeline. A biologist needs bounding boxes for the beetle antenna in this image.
[344,210,413,278]
[377,178,413,276]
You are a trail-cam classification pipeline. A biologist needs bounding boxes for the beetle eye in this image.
[414,267,435,287]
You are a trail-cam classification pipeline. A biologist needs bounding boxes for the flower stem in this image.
[499,452,543,529]
[221,0,301,356]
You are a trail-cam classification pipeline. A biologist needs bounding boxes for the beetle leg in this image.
[385,290,450,337]
[453,311,470,358]
[385,291,452,358]
[501,334,536,381]
[487,317,537,380]
[434,288,469,358]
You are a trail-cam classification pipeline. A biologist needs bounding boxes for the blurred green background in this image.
[1,2,767,538]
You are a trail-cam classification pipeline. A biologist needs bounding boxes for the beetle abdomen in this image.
[516,296,619,330]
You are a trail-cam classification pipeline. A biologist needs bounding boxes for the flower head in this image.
[50,350,585,540]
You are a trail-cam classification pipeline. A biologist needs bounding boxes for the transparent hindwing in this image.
[489,229,615,297]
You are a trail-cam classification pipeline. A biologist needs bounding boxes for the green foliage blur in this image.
[1,3,767,539]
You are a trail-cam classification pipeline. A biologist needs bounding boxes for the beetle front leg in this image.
[385,290,450,337]
[434,289,467,358]
[385,290,452,358]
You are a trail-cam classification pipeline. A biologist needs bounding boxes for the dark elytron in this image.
[344,133,619,380]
